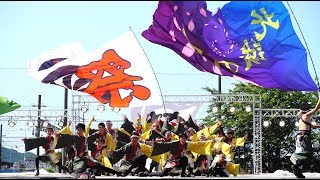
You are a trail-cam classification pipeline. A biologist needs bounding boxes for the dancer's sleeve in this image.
[55,134,74,149]
[151,141,171,156]
[187,140,213,156]
[225,162,240,176]
[59,124,73,135]
[23,137,47,152]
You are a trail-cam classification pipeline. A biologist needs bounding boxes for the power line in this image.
[0,67,26,69]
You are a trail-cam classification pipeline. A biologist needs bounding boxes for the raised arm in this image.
[304,96,320,119]
[85,115,95,138]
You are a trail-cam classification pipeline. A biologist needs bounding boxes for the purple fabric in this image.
[142,1,317,91]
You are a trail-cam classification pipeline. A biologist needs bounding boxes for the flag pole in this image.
[286,1,320,89]
[129,26,167,114]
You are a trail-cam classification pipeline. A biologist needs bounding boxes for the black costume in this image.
[290,115,313,178]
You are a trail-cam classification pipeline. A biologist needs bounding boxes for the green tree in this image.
[202,81,318,173]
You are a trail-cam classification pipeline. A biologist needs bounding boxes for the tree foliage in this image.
[202,81,319,173]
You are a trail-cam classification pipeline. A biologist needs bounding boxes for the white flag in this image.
[27,31,163,108]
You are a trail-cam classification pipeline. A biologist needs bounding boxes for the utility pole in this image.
[61,88,68,173]
[218,75,222,93]
[0,124,2,169]
[37,95,41,157]
[218,76,222,119]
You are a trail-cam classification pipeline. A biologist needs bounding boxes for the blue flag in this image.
[142,1,318,91]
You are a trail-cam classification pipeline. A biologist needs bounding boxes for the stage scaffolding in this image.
[2,93,319,174]
[72,93,264,174]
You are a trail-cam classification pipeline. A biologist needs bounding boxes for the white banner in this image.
[28,31,163,108]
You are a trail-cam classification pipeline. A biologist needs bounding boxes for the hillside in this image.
[1,147,36,163]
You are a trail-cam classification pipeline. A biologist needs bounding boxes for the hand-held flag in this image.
[28,31,163,108]
[142,1,317,91]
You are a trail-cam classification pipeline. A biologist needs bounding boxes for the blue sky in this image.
[1,1,320,154]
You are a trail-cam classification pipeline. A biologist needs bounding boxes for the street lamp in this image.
[212,107,218,113]
[263,121,270,127]
[42,120,49,128]
[245,106,252,112]
[27,121,35,127]
[279,121,285,127]
[97,104,105,113]
[81,105,88,113]
[81,105,88,123]
[112,107,121,113]
[8,120,16,127]
[8,117,16,127]
[230,106,235,113]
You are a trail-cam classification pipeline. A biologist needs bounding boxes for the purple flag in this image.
[142,1,318,91]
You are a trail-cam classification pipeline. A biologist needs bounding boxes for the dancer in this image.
[112,131,149,176]
[290,96,320,178]
[88,138,112,176]
[139,132,190,177]
[193,134,211,176]
[106,120,117,142]
[57,123,120,177]
[224,129,248,161]
[139,132,215,177]
[208,153,230,177]
[31,127,71,176]
[87,122,115,165]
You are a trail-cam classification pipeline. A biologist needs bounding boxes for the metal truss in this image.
[2,94,312,175]
[162,94,260,103]
[259,108,320,118]
[253,107,262,174]
[71,93,261,104]
[0,109,77,132]
[0,108,78,161]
